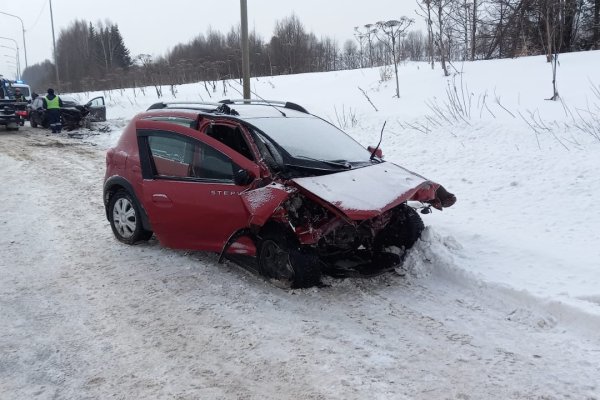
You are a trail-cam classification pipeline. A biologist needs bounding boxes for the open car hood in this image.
[290,162,440,220]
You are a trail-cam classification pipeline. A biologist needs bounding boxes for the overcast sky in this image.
[0,0,423,79]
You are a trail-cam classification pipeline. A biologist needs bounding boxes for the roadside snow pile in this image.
[401,227,466,281]
[505,307,558,330]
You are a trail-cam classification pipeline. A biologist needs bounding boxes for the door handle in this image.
[152,193,172,205]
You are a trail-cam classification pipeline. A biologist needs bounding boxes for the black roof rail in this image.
[219,99,308,114]
[146,101,221,111]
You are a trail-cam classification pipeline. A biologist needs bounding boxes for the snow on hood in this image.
[291,162,434,220]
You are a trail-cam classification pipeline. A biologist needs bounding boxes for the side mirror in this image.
[234,169,254,186]
[368,146,383,159]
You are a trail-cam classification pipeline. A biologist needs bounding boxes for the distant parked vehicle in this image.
[0,78,26,131]
[29,95,106,130]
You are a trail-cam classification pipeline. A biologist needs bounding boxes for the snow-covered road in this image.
[1,127,599,399]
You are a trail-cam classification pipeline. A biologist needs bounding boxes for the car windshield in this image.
[248,117,372,162]
[14,86,30,97]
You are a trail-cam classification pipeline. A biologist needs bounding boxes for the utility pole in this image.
[240,0,250,100]
[49,0,60,87]
[0,11,28,69]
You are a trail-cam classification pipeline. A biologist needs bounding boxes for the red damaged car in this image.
[103,100,456,288]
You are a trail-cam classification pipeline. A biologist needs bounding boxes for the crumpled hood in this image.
[290,162,439,220]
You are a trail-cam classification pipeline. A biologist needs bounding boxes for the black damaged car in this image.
[29,95,106,130]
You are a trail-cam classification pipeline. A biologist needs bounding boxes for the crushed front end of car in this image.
[235,161,456,284]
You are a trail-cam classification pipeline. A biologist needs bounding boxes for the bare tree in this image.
[434,0,451,76]
[374,17,415,97]
[538,0,565,100]
[595,0,600,45]
[363,24,378,67]
[354,27,366,68]
[472,0,478,60]
[417,0,437,69]
[343,40,360,69]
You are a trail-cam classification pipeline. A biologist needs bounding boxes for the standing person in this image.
[14,88,26,102]
[43,88,63,134]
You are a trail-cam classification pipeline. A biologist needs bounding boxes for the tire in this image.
[108,190,153,244]
[258,225,322,289]
[376,204,424,252]
[30,119,38,128]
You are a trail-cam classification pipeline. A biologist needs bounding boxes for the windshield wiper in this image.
[296,156,352,169]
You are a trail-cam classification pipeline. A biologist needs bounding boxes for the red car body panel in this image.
[290,162,439,220]
[240,183,297,227]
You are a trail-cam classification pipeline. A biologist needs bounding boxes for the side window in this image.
[88,97,105,107]
[195,145,235,181]
[145,131,236,182]
[148,136,194,178]
[205,124,254,161]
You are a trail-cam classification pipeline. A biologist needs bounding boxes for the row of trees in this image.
[22,20,131,93]
[415,0,599,71]
[22,0,600,94]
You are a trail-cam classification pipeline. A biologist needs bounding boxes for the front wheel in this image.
[108,190,153,244]
[258,226,322,289]
[376,204,424,253]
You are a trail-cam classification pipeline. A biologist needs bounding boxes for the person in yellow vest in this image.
[43,88,64,133]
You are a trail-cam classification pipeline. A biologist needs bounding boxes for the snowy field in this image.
[1,51,600,399]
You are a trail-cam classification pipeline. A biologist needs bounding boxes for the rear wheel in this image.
[108,190,153,244]
[258,226,321,289]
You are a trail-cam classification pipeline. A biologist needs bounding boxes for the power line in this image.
[27,0,48,31]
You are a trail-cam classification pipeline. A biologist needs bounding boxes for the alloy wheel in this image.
[112,197,137,239]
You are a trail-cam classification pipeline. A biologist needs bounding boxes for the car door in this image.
[31,98,45,125]
[86,96,106,122]
[135,120,260,252]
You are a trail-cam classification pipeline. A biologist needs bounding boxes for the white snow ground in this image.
[1,51,600,399]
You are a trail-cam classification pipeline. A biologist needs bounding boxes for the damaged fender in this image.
[240,182,297,227]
